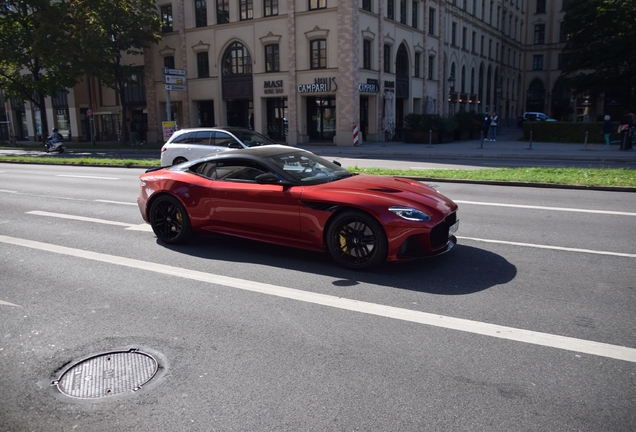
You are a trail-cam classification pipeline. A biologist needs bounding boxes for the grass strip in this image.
[0,155,634,187]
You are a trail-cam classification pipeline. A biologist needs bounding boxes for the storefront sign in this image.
[264,80,284,94]
[359,83,378,93]
[297,77,337,93]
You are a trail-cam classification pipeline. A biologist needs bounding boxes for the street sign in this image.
[164,75,187,85]
[86,109,93,116]
[162,68,186,76]
[166,84,187,92]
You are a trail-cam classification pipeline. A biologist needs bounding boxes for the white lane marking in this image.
[26,210,152,232]
[455,200,636,217]
[0,189,17,193]
[27,211,134,227]
[94,199,138,206]
[56,175,119,180]
[458,236,636,258]
[0,299,21,307]
[0,234,634,363]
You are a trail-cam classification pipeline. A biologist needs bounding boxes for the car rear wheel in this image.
[326,210,387,270]
[172,157,187,165]
[149,195,192,244]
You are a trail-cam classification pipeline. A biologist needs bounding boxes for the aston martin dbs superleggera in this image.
[137,145,459,270]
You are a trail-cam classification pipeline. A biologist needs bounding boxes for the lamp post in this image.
[448,73,456,116]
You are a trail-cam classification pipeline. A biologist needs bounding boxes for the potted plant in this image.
[404,114,444,144]
[439,116,458,143]
[454,109,473,141]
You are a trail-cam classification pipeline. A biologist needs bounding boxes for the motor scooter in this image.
[45,138,65,153]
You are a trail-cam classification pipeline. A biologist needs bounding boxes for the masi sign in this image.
[264,80,284,94]
[297,77,337,93]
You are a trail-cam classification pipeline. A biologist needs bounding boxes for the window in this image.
[428,56,435,80]
[265,44,279,72]
[400,0,406,24]
[533,54,543,70]
[462,27,467,49]
[195,0,207,27]
[240,0,253,20]
[473,0,477,15]
[472,31,477,52]
[481,0,485,20]
[216,0,229,24]
[414,53,421,77]
[161,5,173,32]
[197,52,209,77]
[428,8,436,35]
[489,1,493,25]
[387,0,394,20]
[363,40,371,69]
[480,35,485,55]
[223,42,252,75]
[383,44,391,73]
[412,1,418,28]
[310,39,326,69]
[463,0,467,10]
[264,0,278,16]
[536,0,546,13]
[557,53,563,69]
[452,22,457,46]
[362,0,371,12]
[488,38,492,58]
[534,24,545,44]
[309,0,326,10]
[559,22,567,43]
[164,56,175,69]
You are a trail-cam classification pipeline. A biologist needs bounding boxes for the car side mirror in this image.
[255,172,286,185]
[332,160,342,167]
[228,142,242,149]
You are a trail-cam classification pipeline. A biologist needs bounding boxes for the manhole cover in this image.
[52,349,158,399]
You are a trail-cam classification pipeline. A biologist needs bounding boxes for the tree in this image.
[0,0,79,140]
[560,0,636,109]
[69,0,161,143]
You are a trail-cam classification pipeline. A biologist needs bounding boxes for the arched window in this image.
[461,65,466,93]
[396,44,409,77]
[222,42,252,76]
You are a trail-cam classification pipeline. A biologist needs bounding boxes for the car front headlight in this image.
[389,206,431,222]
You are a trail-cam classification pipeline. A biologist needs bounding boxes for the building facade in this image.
[2,1,596,146]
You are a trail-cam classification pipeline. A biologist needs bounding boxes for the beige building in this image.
[3,0,590,145]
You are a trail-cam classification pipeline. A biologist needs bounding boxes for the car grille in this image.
[430,212,457,250]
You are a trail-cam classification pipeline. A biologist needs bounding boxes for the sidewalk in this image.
[299,127,636,163]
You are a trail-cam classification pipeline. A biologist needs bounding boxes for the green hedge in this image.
[522,121,621,143]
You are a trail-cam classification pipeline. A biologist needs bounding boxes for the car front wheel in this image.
[326,210,388,270]
[149,195,192,244]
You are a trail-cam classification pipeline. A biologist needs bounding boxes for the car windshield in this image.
[267,151,353,184]
[231,130,275,147]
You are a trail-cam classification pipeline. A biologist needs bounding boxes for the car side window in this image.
[193,131,213,144]
[215,160,268,182]
[214,132,238,147]
[170,132,191,143]
[193,161,217,179]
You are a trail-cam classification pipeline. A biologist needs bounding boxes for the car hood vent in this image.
[367,188,402,193]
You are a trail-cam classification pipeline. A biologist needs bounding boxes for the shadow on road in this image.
[159,235,517,296]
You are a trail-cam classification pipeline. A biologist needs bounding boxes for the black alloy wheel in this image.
[326,210,388,270]
[149,195,192,244]
[172,157,187,165]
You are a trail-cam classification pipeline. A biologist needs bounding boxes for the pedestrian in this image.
[619,112,632,151]
[482,112,491,141]
[130,122,138,145]
[602,115,614,147]
[489,111,498,141]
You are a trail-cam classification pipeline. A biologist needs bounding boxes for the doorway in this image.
[306,96,336,141]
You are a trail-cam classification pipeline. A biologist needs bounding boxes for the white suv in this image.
[160,127,277,166]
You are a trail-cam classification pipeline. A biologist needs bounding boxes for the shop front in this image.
[298,76,338,143]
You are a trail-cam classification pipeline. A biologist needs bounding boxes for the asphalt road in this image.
[0,164,635,431]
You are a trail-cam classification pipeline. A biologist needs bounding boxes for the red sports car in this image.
[137,145,459,270]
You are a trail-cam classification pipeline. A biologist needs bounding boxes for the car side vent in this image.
[302,201,341,212]
[367,188,402,193]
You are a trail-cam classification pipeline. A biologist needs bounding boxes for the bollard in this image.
[479,130,484,149]
[528,130,533,150]
[583,131,589,151]
[428,129,433,147]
